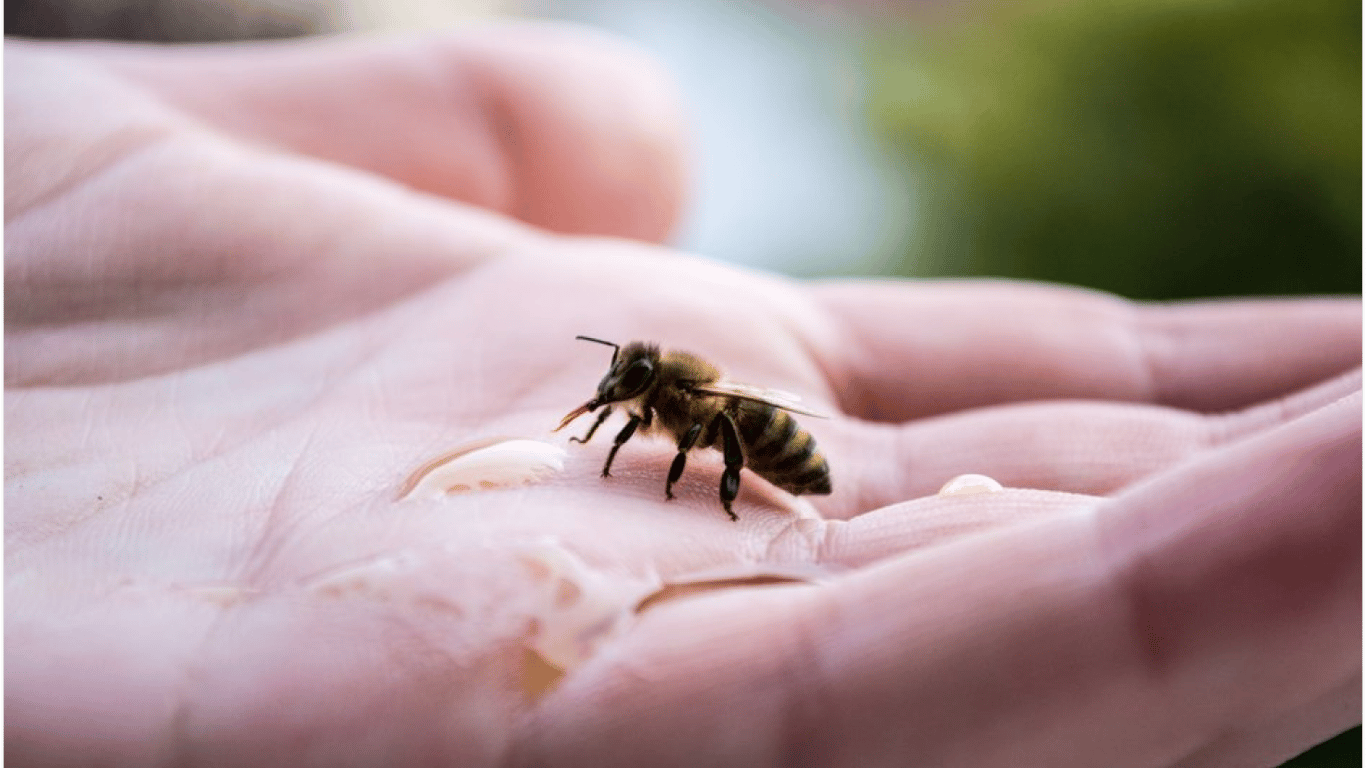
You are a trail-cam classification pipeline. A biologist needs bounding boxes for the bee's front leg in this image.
[665,422,703,500]
[715,413,743,522]
[601,412,642,477]
[570,406,613,444]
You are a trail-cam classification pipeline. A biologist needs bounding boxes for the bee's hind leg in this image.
[716,413,743,522]
[666,422,703,500]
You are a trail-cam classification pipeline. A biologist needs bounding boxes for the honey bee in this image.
[555,336,832,521]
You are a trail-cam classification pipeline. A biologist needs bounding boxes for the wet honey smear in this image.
[400,438,567,500]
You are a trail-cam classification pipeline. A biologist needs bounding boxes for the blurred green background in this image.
[866,0,1361,300]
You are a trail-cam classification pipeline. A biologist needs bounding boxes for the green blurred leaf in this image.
[867,0,1361,299]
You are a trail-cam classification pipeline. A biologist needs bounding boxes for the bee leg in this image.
[666,422,703,500]
[601,413,642,478]
[716,413,743,522]
[570,406,613,444]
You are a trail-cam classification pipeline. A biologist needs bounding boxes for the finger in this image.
[812,489,1099,567]
[78,24,689,242]
[819,400,1208,519]
[811,280,1360,421]
[817,368,1360,518]
[518,393,1359,768]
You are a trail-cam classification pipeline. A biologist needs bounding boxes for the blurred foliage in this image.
[865,0,1361,300]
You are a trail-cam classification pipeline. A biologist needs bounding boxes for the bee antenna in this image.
[575,335,620,366]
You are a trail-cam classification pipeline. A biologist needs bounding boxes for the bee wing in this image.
[692,381,830,418]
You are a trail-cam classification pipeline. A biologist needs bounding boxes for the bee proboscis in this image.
[555,336,832,521]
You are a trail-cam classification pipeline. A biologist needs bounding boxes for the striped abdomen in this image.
[727,399,831,496]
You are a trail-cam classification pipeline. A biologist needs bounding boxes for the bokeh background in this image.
[7,0,1360,763]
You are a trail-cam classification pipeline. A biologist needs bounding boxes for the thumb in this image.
[84,23,691,242]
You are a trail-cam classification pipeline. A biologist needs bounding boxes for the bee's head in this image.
[586,339,658,404]
[555,337,661,433]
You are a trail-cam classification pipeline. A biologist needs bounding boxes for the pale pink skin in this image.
[5,26,1360,768]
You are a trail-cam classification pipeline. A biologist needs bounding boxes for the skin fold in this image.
[5,26,1360,768]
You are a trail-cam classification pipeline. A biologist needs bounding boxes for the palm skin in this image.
[6,27,1360,768]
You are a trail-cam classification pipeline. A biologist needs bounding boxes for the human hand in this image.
[6,28,1359,768]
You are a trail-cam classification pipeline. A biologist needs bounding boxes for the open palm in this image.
[6,28,1359,768]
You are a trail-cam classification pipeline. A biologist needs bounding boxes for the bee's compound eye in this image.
[618,359,654,395]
